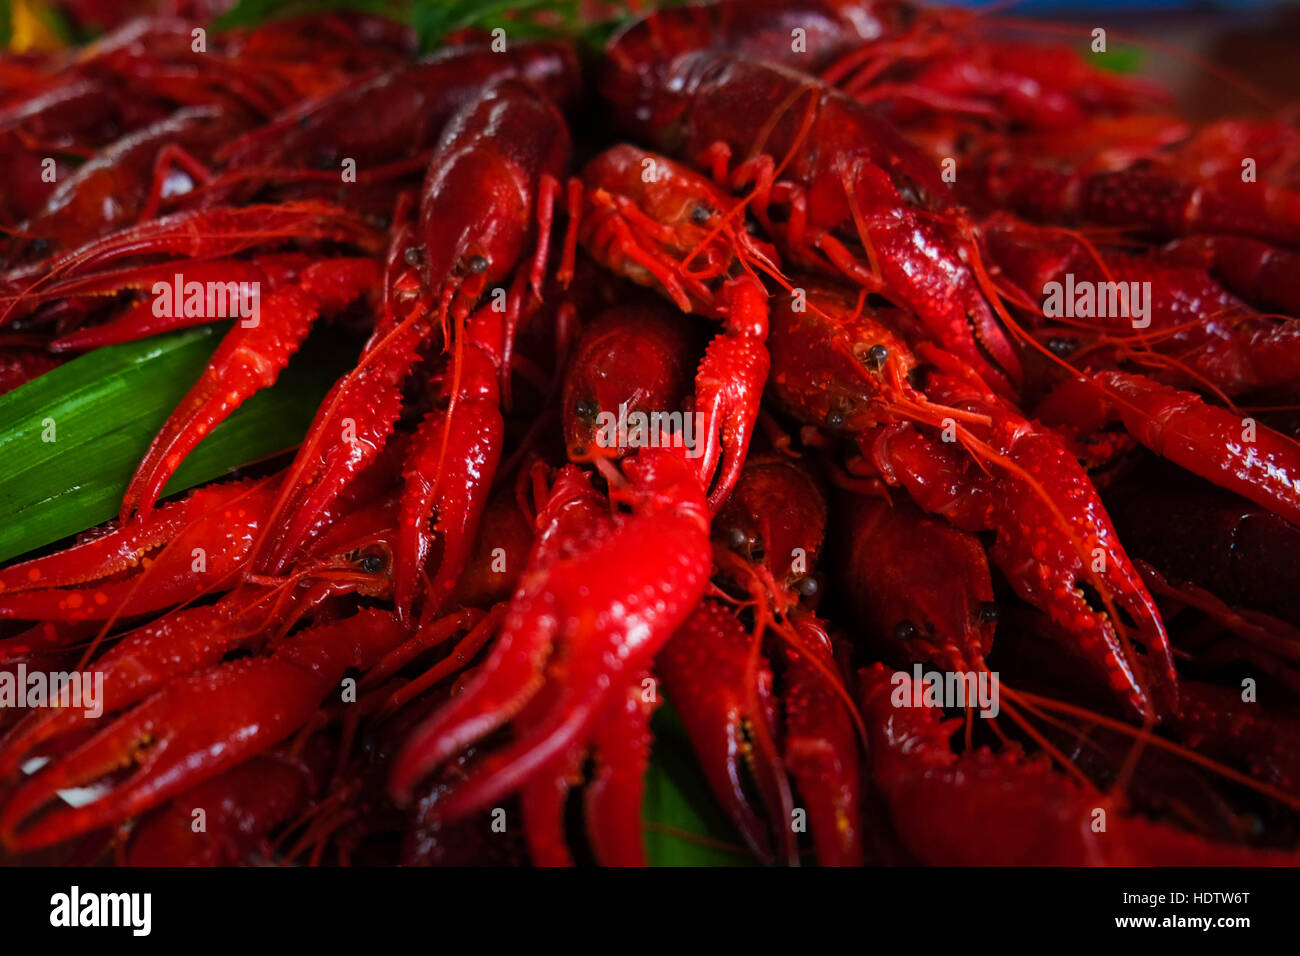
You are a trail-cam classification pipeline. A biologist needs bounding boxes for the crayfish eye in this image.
[466,254,489,275]
[574,398,598,422]
[896,178,926,207]
[864,344,889,370]
[690,203,713,225]
[893,620,919,642]
[403,245,425,267]
[359,552,386,575]
[797,576,819,598]
[726,527,748,551]
[1047,337,1077,357]
[977,602,1000,624]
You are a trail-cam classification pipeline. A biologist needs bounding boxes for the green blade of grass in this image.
[0,324,355,564]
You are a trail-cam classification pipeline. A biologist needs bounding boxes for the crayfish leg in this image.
[584,670,658,867]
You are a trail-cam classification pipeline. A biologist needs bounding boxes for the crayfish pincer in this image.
[389,451,712,855]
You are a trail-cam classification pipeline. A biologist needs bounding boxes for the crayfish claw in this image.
[584,672,658,867]
[1,609,408,853]
[658,599,792,864]
[781,629,864,868]
[120,258,379,523]
[392,453,711,826]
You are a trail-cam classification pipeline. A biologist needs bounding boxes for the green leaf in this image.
[643,701,754,867]
[410,0,631,53]
[0,324,356,564]
[32,1,80,45]
[211,0,631,61]
[411,0,566,50]
[212,0,407,33]
[1093,44,1144,76]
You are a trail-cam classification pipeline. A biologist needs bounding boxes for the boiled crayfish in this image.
[0,0,1299,868]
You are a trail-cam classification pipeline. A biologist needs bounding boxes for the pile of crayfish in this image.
[1,0,1300,867]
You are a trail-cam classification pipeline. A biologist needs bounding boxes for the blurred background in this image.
[968,0,1300,120]
[1,0,1297,118]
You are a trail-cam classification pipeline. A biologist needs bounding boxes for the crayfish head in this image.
[419,152,528,324]
[306,538,395,599]
[561,302,700,463]
[579,145,776,312]
[287,499,399,599]
[840,495,997,673]
[715,455,827,604]
[768,280,917,435]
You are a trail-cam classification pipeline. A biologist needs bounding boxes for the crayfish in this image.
[0,0,1299,869]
